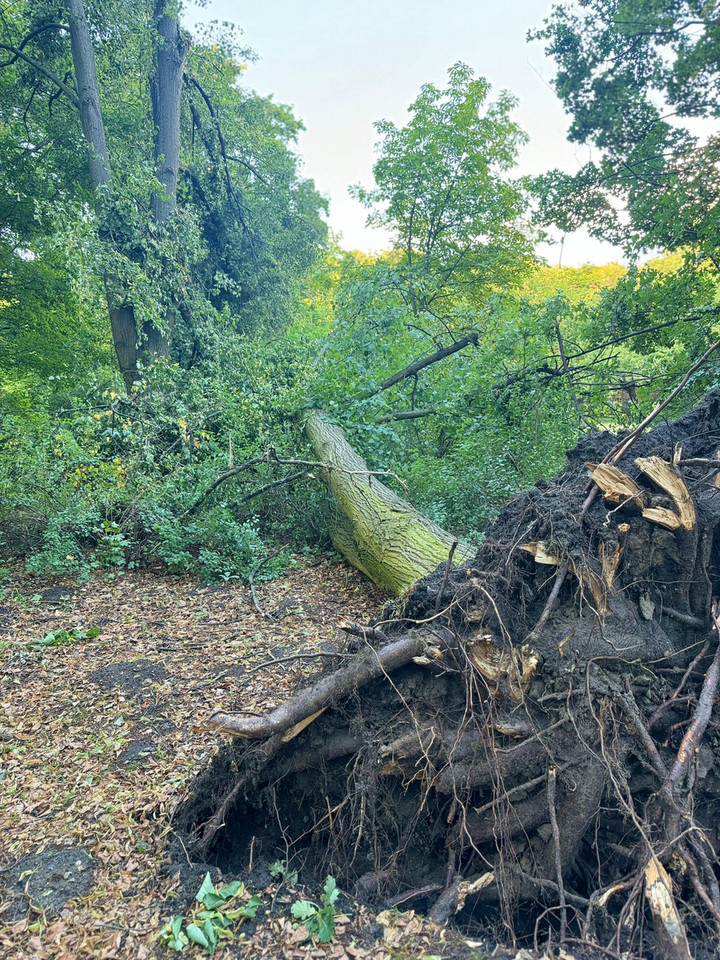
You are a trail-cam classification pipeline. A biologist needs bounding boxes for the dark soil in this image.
[89,659,169,694]
[4,847,95,917]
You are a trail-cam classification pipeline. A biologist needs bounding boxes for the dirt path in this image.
[0,561,530,960]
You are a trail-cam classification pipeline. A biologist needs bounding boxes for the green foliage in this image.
[27,627,100,651]
[350,63,532,333]
[0,331,328,581]
[532,1,720,259]
[158,872,262,954]
[290,876,340,943]
[2,3,719,579]
[0,0,328,392]
[269,859,298,887]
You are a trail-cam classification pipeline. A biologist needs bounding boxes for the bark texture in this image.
[65,0,110,191]
[303,408,475,594]
[150,0,187,225]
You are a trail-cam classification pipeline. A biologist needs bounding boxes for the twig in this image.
[182,456,265,516]
[525,560,569,646]
[610,335,720,463]
[648,640,709,730]
[236,470,307,506]
[580,336,720,516]
[376,407,436,423]
[388,882,443,906]
[244,651,351,676]
[547,766,568,942]
[666,603,720,793]
[248,576,264,617]
[620,680,668,779]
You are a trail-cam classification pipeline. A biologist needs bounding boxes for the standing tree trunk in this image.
[66,0,139,391]
[143,0,189,358]
[303,408,474,594]
[66,0,188,390]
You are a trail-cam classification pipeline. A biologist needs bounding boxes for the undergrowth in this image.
[0,359,322,583]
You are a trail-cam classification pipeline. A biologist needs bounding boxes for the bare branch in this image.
[378,333,479,392]
[375,407,436,423]
[0,42,79,109]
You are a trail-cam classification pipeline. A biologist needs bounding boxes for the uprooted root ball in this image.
[174,389,720,959]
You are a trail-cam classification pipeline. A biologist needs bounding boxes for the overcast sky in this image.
[186,0,625,266]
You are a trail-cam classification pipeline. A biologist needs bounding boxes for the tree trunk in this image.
[144,0,190,361]
[65,0,110,192]
[66,0,140,390]
[303,408,474,594]
[66,0,189,389]
[150,0,187,225]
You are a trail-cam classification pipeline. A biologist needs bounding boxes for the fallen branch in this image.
[205,634,424,739]
[378,333,478,392]
[376,407,436,423]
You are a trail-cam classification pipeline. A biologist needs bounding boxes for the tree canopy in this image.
[531,1,720,260]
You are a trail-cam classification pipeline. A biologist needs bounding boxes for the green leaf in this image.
[323,875,338,906]
[185,922,211,950]
[198,891,224,909]
[316,908,335,943]
[291,900,317,921]
[218,880,242,899]
[195,872,216,906]
[240,894,262,918]
[85,626,101,638]
[202,918,218,951]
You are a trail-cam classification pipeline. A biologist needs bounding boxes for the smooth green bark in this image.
[304,409,475,595]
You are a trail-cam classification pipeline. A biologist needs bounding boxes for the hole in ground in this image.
[175,747,452,904]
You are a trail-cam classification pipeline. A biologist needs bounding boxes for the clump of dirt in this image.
[89,659,168,694]
[174,388,720,959]
[4,847,95,917]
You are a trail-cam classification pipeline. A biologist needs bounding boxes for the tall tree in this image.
[0,0,326,392]
[531,1,720,261]
[352,63,533,326]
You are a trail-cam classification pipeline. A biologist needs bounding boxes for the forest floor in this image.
[0,559,562,960]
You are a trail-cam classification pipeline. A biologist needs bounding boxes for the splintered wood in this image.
[634,456,696,530]
[588,457,697,532]
[586,462,647,508]
[520,542,610,616]
[644,857,692,960]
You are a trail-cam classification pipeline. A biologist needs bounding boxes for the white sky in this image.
[186,0,625,266]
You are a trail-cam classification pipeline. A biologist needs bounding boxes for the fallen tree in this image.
[174,388,720,958]
[302,408,475,594]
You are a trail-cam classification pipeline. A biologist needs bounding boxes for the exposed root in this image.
[173,388,720,958]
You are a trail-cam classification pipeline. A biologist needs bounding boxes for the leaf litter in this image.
[0,559,576,960]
